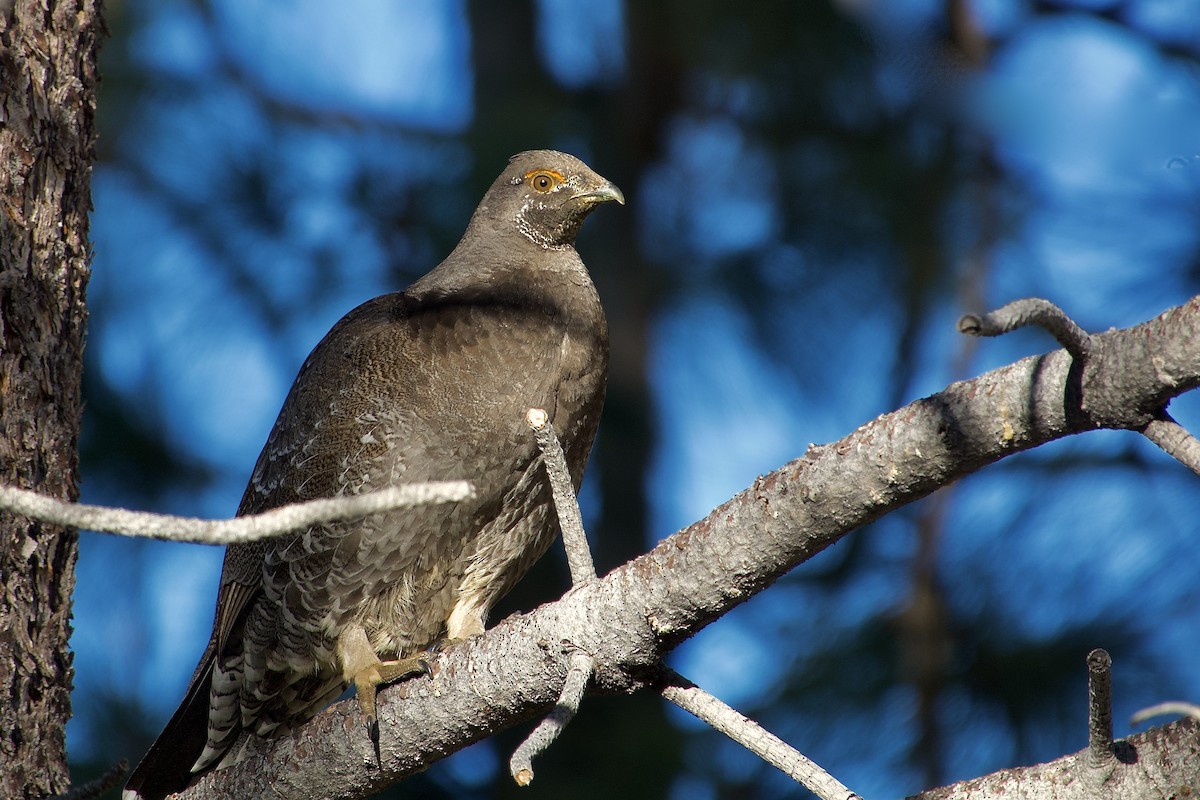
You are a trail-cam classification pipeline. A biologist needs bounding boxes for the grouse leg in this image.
[338,623,430,761]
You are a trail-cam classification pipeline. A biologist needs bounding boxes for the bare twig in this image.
[526,408,597,584]
[42,759,128,800]
[1142,414,1200,476]
[958,297,1092,359]
[660,671,860,800]
[1131,701,1200,726]
[509,649,595,786]
[0,480,474,546]
[507,410,602,786]
[519,409,859,797]
[1087,649,1115,766]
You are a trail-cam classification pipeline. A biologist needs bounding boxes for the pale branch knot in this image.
[958,297,1092,360]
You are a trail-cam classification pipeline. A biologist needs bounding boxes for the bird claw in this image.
[352,654,433,763]
[368,716,382,765]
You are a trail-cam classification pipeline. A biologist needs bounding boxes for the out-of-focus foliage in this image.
[71,1,1200,798]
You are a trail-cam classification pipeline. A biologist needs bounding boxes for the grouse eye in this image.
[529,171,559,193]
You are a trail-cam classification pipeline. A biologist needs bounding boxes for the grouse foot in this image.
[338,624,431,760]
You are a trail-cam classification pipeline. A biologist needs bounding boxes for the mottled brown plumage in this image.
[125,151,621,800]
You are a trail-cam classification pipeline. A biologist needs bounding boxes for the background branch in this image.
[1131,701,1200,725]
[42,759,127,800]
[660,671,860,800]
[908,717,1199,799]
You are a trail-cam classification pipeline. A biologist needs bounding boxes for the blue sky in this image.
[72,2,1200,796]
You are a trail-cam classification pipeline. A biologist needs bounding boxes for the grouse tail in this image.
[123,656,215,800]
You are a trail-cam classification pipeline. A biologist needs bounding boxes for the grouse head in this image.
[474,150,625,250]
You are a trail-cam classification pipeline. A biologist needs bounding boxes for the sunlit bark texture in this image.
[0,1,100,796]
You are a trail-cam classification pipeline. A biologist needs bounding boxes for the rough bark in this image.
[909,717,1200,800]
[177,297,1200,799]
[0,1,100,796]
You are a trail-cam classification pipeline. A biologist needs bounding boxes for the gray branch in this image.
[520,410,858,794]
[909,718,1199,799]
[526,408,597,584]
[661,671,860,800]
[913,655,1200,799]
[958,297,1091,359]
[505,410,600,785]
[508,650,594,786]
[1085,649,1114,767]
[1141,414,1200,476]
[1131,701,1200,725]
[0,481,473,546]
[171,295,1200,800]
[42,759,127,800]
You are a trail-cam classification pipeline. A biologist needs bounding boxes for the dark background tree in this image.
[0,1,101,797]
[51,0,1200,798]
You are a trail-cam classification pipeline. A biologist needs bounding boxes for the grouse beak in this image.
[573,181,625,207]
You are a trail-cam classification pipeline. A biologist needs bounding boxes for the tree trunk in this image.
[0,1,101,796]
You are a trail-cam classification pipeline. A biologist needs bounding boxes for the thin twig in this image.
[1087,648,1115,766]
[507,410,602,787]
[1142,414,1200,477]
[509,650,595,786]
[660,671,860,800]
[523,410,858,798]
[526,408,597,584]
[1131,701,1200,726]
[0,480,474,546]
[958,297,1092,360]
[42,759,127,800]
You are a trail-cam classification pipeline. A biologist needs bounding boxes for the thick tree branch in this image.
[0,481,473,546]
[169,295,1200,800]
[960,298,1200,476]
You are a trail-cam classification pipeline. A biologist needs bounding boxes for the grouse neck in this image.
[402,242,598,335]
